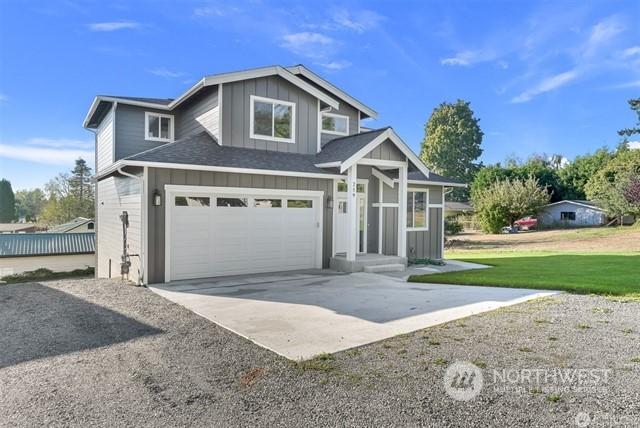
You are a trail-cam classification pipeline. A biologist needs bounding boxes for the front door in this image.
[335,192,367,255]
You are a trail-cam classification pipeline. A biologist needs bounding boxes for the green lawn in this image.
[408,252,640,297]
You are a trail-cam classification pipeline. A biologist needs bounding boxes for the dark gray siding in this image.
[320,101,360,147]
[221,76,319,154]
[175,86,219,140]
[364,140,405,161]
[146,168,334,283]
[114,104,170,160]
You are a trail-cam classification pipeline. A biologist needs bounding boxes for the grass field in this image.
[410,224,640,296]
[409,252,640,297]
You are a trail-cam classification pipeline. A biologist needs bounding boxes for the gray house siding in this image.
[221,76,319,154]
[96,171,142,282]
[114,104,171,160]
[174,86,219,140]
[320,101,360,147]
[146,167,334,284]
[364,140,405,161]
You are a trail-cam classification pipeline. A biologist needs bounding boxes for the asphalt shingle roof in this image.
[408,170,466,185]
[125,132,336,175]
[100,96,173,105]
[315,127,389,164]
[0,233,95,258]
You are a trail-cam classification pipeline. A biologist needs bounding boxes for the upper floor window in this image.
[145,112,174,142]
[321,112,349,135]
[250,95,295,143]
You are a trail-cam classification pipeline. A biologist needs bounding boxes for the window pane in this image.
[356,184,365,193]
[217,197,248,207]
[254,101,273,136]
[414,192,426,228]
[254,198,282,208]
[338,201,347,214]
[274,104,292,139]
[288,199,312,208]
[175,196,210,207]
[322,115,347,133]
[337,182,348,192]
[407,192,414,227]
[147,115,159,138]
[160,117,170,139]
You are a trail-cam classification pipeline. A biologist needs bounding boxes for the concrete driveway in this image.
[150,271,557,360]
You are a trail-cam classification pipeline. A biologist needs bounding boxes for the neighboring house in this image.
[444,201,474,218]
[84,64,464,284]
[0,233,95,276]
[538,200,607,228]
[48,217,95,233]
[0,223,48,234]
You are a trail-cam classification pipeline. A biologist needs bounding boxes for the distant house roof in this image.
[445,201,474,212]
[408,171,467,187]
[0,233,95,258]
[542,200,605,211]
[0,223,47,233]
[48,217,94,233]
[124,132,339,177]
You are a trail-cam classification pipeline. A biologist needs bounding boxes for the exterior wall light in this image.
[153,190,162,207]
[326,195,333,209]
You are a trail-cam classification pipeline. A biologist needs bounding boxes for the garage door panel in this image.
[170,188,320,280]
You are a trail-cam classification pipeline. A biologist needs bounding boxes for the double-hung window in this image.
[321,112,349,135]
[407,190,428,230]
[145,112,174,142]
[250,95,295,143]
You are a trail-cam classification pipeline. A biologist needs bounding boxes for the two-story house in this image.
[83,65,464,284]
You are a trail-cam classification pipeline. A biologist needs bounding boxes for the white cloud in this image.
[602,80,640,90]
[440,50,495,66]
[193,6,240,17]
[0,94,7,102]
[0,144,93,166]
[620,46,640,58]
[331,9,385,34]
[581,16,625,58]
[26,138,92,149]
[628,141,640,150]
[511,69,579,103]
[317,60,351,71]
[147,68,185,78]
[88,21,140,32]
[280,32,334,59]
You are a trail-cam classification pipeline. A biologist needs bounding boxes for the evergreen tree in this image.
[0,179,16,222]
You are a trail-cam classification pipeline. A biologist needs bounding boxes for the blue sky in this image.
[1,0,639,191]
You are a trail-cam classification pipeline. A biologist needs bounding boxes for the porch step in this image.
[363,263,406,273]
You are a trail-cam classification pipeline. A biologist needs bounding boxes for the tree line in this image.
[0,158,94,225]
[420,98,640,233]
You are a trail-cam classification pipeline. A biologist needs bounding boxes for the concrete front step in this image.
[363,263,406,273]
[330,255,408,273]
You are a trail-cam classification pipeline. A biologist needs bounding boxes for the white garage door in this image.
[167,187,323,281]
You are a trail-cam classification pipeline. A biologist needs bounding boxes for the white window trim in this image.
[249,95,296,144]
[321,111,349,136]
[407,188,429,231]
[144,111,174,142]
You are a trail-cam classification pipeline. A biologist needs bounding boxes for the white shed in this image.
[538,200,607,228]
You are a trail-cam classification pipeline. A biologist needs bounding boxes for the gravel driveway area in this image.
[1,279,639,426]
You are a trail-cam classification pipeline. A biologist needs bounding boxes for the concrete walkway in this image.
[150,271,557,360]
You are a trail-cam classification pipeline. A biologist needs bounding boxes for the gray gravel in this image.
[1,278,639,427]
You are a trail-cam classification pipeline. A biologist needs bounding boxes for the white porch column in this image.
[397,164,408,257]
[346,164,358,261]
[378,176,383,254]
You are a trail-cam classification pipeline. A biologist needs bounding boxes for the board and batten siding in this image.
[96,107,114,172]
[96,173,142,282]
[175,86,219,140]
[221,76,319,154]
[114,104,171,161]
[146,168,334,284]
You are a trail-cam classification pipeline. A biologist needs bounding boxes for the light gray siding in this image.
[539,202,607,227]
[96,173,142,282]
[146,168,334,284]
[96,107,114,172]
[114,104,170,160]
[221,76,319,154]
[175,86,219,140]
[320,101,360,147]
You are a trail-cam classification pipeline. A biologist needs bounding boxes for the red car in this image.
[514,216,537,230]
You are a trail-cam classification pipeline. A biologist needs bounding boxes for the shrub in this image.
[1,267,94,284]
[444,218,464,235]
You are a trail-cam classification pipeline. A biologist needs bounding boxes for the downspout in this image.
[117,166,145,286]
